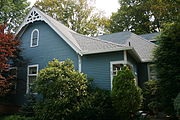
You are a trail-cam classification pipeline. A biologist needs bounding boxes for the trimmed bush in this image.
[75,88,115,120]
[111,66,142,119]
[33,59,88,120]
[142,80,161,114]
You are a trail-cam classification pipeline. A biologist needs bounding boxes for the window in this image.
[148,64,157,80]
[9,67,17,93]
[27,64,38,93]
[110,61,135,89]
[30,29,39,47]
[112,63,132,77]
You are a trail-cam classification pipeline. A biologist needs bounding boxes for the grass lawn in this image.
[0,115,34,120]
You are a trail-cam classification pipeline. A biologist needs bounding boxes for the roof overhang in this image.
[82,47,132,55]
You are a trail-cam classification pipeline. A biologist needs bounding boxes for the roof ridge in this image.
[131,32,158,46]
[98,31,132,37]
[71,31,129,47]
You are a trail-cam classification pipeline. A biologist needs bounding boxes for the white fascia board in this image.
[141,59,153,63]
[82,47,132,55]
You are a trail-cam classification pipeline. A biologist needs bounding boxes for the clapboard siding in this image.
[20,21,78,69]
[82,51,124,90]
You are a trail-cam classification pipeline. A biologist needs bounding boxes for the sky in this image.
[27,0,119,17]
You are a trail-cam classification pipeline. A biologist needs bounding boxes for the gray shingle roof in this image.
[97,31,132,44]
[98,32,157,62]
[71,32,130,54]
[140,32,160,41]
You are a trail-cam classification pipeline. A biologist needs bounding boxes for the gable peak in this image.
[25,8,43,24]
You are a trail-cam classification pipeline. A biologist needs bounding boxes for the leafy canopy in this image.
[34,0,110,36]
[108,0,179,34]
[0,0,30,32]
[111,66,142,119]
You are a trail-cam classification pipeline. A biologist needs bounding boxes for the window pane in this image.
[32,38,37,46]
[113,64,123,76]
[33,31,38,38]
[32,30,38,46]
[29,76,37,85]
[9,68,17,76]
[29,66,37,74]
[149,64,157,80]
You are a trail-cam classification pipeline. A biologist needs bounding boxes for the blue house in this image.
[13,7,157,105]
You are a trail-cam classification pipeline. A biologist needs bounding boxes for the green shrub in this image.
[142,80,161,114]
[3,115,34,120]
[33,59,88,120]
[111,66,142,119]
[174,92,180,119]
[75,88,115,120]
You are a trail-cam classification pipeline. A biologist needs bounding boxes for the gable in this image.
[20,21,79,69]
[16,7,82,55]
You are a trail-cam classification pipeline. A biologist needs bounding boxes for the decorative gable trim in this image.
[25,10,42,24]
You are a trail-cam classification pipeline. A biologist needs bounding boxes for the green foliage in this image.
[34,0,109,36]
[111,66,142,119]
[19,93,36,117]
[0,0,30,32]
[2,115,34,120]
[108,0,179,34]
[154,22,180,116]
[142,80,161,114]
[174,92,180,119]
[75,88,115,120]
[33,59,88,120]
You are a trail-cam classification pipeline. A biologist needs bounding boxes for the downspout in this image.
[78,54,82,72]
[124,50,127,63]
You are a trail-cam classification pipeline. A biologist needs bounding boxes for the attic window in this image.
[31,29,39,47]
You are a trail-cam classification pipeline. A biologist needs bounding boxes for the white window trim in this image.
[9,67,18,77]
[110,60,135,90]
[30,29,39,47]
[9,67,18,90]
[26,64,39,93]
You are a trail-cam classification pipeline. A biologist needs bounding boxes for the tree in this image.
[0,24,20,96]
[34,0,109,36]
[154,22,180,117]
[108,0,179,34]
[33,59,89,120]
[0,0,30,32]
[111,66,142,119]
